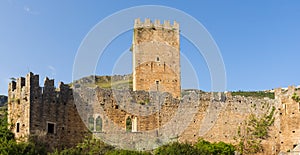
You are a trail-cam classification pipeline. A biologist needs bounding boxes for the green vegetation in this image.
[94,75,132,89]
[292,93,300,102]
[231,91,275,99]
[96,79,133,89]
[106,150,151,155]
[235,106,275,154]
[52,139,235,155]
[76,75,133,90]
[0,110,46,155]
[126,117,132,132]
[0,104,7,118]
[155,139,235,155]
[51,138,114,155]
[139,98,150,105]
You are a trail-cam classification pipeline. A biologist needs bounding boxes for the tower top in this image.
[134,18,179,30]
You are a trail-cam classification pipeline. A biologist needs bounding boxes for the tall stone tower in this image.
[132,18,181,98]
[7,72,89,149]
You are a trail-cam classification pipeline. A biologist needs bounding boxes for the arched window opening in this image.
[88,116,94,131]
[96,116,102,132]
[132,117,138,132]
[126,116,132,132]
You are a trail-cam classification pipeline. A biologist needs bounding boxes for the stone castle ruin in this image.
[7,19,300,154]
[8,73,88,149]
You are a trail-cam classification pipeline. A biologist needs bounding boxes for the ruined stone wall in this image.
[8,72,89,150]
[9,72,300,153]
[97,89,179,131]
[8,76,31,141]
[132,18,181,98]
[75,87,282,153]
[178,92,279,154]
[274,86,300,152]
[73,84,195,150]
[177,88,300,154]
[73,85,180,133]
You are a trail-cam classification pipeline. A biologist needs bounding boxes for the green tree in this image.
[155,140,235,155]
[105,149,151,155]
[154,142,202,155]
[195,139,235,155]
[235,106,275,154]
[292,93,300,102]
[51,137,114,155]
[0,111,46,155]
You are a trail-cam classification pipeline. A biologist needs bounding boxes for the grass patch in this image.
[94,76,132,89]
[96,79,133,89]
[232,91,275,99]
[72,75,133,90]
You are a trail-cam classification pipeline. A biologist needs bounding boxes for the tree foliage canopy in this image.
[235,106,275,154]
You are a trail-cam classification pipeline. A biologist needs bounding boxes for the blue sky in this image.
[1,1,300,95]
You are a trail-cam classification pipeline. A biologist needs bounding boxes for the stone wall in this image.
[179,92,279,154]
[8,76,31,141]
[73,85,280,152]
[8,72,89,150]
[8,72,300,154]
[274,86,300,152]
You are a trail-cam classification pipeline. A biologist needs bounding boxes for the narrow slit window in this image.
[16,123,20,133]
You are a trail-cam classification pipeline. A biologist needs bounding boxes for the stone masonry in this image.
[8,72,300,154]
[132,18,181,99]
[8,72,89,150]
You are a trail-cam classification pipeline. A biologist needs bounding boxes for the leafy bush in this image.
[106,149,151,155]
[0,112,46,155]
[195,139,235,155]
[51,138,114,155]
[235,106,275,154]
[292,93,300,102]
[154,140,235,155]
[154,142,201,155]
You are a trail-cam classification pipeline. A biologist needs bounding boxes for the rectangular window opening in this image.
[47,122,55,134]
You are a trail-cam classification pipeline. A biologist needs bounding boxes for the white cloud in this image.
[24,6,30,12]
[48,65,56,77]
[23,5,39,15]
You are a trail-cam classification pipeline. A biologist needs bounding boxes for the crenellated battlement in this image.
[134,18,179,30]
[7,72,87,149]
[8,72,72,100]
[44,77,55,88]
[274,85,300,100]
